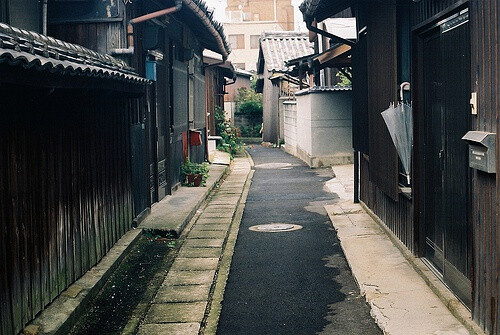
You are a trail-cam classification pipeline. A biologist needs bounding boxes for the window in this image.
[228,34,245,49]
[250,35,260,49]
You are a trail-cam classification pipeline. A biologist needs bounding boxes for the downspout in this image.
[318,25,324,86]
[305,19,355,47]
[110,0,183,56]
[42,0,48,35]
[225,76,236,86]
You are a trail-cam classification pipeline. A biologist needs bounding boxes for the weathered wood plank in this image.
[0,125,14,335]
[1,82,137,334]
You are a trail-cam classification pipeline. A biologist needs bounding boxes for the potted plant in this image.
[181,159,209,187]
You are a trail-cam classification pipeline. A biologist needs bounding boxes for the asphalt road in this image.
[216,146,382,335]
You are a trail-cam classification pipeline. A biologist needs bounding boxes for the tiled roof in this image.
[0,22,148,84]
[182,0,231,58]
[235,68,253,78]
[259,31,313,73]
[295,85,352,96]
[299,0,351,23]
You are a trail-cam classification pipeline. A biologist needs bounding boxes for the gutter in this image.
[225,77,236,85]
[205,59,226,69]
[183,0,229,60]
[305,19,355,47]
[111,0,183,56]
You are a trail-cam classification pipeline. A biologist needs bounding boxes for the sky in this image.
[204,0,307,31]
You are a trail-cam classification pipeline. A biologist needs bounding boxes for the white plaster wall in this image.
[296,92,313,153]
[295,90,353,166]
[310,91,352,155]
[283,101,297,155]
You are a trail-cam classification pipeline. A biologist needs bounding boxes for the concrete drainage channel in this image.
[249,223,303,232]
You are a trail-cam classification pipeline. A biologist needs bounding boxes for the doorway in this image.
[420,9,471,307]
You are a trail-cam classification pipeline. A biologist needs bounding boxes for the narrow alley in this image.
[3,1,500,335]
[216,146,381,335]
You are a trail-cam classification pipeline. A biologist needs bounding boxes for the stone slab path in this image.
[137,155,251,335]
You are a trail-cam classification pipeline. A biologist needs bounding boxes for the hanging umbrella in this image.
[381,102,413,184]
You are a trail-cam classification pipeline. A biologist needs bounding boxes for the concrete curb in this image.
[23,162,231,335]
[245,149,255,169]
[140,163,229,237]
[359,202,486,335]
[171,164,230,236]
[24,229,143,335]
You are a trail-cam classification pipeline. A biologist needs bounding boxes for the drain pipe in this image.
[42,0,48,35]
[111,0,183,56]
[306,19,355,47]
[225,76,236,86]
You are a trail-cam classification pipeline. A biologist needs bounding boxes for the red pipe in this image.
[129,3,182,25]
[127,1,183,49]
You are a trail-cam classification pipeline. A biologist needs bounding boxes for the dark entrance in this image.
[148,55,169,203]
[170,41,189,189]
[420,10,471,307]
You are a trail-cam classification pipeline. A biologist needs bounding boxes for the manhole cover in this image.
[249,223,303,233]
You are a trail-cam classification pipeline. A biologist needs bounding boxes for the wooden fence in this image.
[0,86,135,335]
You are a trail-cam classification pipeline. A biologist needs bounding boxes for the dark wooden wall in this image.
[3,0,41,32]
[354,1,414,254]
[411,0,466,27]
[0,84,134,335]
[353,0,500,333]
[411,0,499,333]
[190,53,208,164]
[360,156,415,252]
[469,1,499,333]
[363,1,400,200]
[49,21,126,56]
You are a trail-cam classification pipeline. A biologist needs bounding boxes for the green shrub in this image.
[180,159,209,186]
[239,124,262,137]
[235,88,262,116]
[214,106,243,157]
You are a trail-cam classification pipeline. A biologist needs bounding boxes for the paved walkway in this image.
[137,155,252,335]
[326,164,481,335]
[217,146,381,335]
[139,152,230,236]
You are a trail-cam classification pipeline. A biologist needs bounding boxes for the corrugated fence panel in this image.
[0,86,135,335]
[470,1,500,333]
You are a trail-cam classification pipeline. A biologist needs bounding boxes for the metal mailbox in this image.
[462,131,496,173]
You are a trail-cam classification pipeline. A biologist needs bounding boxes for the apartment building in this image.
[224,0,294,71]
